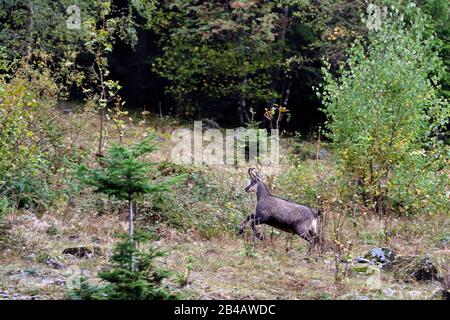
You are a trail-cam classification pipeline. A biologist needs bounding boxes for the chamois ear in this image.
[253,170,263,181]
[249,168,262,181]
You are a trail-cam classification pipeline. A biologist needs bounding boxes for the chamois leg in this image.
[294,226,314,254]
[240,214,264,241]
[251,216,264,241]
[238,213,255,236]
[285,234,294,252]
[309,230,319,253]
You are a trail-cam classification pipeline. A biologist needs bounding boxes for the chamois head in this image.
[244,168,262,193]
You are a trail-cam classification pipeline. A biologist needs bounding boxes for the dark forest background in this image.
[2,0,445,135]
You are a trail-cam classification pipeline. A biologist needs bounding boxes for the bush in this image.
[141,164,249,239]
[0,64,67,210]
[319,6,449,215]
[0,196,8,224]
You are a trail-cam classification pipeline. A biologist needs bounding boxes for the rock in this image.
[407,290,422,299]
[311,279,322,286]
[46,225,58,235]
[364,247,396,265]
[382,287,396,297]
[202,118,221,130]
[0,291,9,299]
[62,245,102,258]
[318,149,330,159]
[53,279,66,286]
[46,257,66,269]
[355,295,370,300]
[25,253,37,262]
[350,265,369,273]
[383,254,439,282]
[354,257,374,264]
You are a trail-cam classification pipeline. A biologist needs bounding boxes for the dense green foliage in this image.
[146,0,368,125]
[419,0,450,99]
[0,1,447,218]
[320,6,449,215]
[0,1,447,129]
[0,0,137,92]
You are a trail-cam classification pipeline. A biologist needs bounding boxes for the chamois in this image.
[239,168,320,252]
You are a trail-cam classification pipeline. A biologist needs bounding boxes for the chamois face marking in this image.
[244,168,260,193]
[244,178,258,193]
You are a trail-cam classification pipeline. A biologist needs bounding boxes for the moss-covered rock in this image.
[383,254,440,282]
[62,245,103,258]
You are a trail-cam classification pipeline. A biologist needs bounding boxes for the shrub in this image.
[141,165,249,239]
[319,6,449,215]
[0,64,66,209]
[0,196,8,224]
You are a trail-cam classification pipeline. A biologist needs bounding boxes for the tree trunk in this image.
[129,199,135,272]
[238,78,250,125]
[19,1,34,61]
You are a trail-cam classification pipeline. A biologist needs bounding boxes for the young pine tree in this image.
[75,134,183,300]
[78,134,181,267]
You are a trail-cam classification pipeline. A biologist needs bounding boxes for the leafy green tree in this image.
[77,135,183,270]
[320,5,449,215]
[0,1,137,93]
[80,0,127,155]
[418,0,450,99]
[294,0,369,68]
[147,0,286,124]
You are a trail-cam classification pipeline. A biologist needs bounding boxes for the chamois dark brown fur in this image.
[239,168,320,252]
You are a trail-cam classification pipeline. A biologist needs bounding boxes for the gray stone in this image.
[382,287,396,297]
[318,149,330,159]
[53,279,66,286]
[365,247,396,265]
[46,257,66,269]
[354,257,374,264]
[62,245,102,258]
